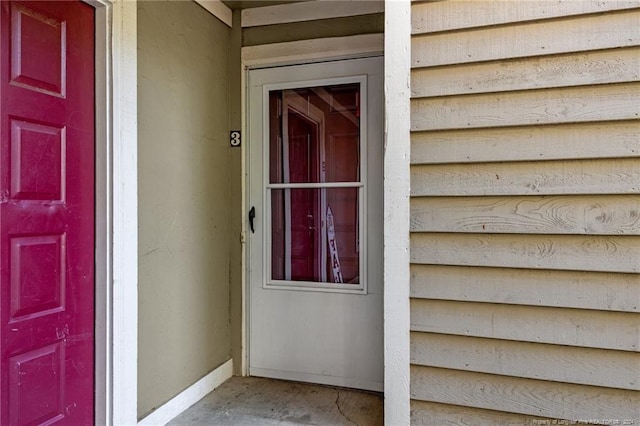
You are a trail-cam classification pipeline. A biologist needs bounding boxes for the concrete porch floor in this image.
[167,376,384,426]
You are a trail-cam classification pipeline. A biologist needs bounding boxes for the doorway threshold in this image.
[167,376,383,425]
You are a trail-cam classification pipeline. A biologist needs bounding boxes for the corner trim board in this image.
[137,359,234,426]
[383,0,412,424]
[111,1,139,424]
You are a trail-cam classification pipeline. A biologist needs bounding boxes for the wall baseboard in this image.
[138,359,233,426]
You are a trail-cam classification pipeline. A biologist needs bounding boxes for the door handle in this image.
[249,206,256,233]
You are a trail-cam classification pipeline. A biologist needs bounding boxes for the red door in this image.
[0,2,95,425]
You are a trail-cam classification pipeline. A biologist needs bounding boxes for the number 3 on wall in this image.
[230,131,241,147]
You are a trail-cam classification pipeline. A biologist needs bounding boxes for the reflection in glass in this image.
[268,82,362,286]
[271,188,359,284]
[269,84,360,184]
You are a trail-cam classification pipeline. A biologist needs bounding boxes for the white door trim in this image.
[241,34,383,68]
[87,1,138,425]
[87,1,110,424]
[110,1,139,424]
[383,1,411,424]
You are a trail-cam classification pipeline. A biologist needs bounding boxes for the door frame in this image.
[240,37,384,378]
[85,1,138,425]
[240,34,385,395]
[240,4,411,421]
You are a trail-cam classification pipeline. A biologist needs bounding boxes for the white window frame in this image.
[262,76,368,294]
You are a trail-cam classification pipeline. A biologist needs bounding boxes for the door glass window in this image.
[267,82,364,287]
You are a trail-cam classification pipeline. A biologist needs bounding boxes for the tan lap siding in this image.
[409,2,640,423]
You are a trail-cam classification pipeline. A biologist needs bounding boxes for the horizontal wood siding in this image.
[412,9,640,67]
[411,400,553,426]
[411,265,639,313]
[411,333,639,391]
[411,195,640,235]
[410,1,640,423]
[412,0,640,34]
[411,83,640,131]
[411,159,640,196]
[412,366,640,421]
[411,121,640,164]
[411,233,640,273]
[411,47,640,98]
[410,299,640,352]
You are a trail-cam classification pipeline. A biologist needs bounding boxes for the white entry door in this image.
[248,57,383,391]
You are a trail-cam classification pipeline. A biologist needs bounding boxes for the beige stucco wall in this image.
[137,1,232,418]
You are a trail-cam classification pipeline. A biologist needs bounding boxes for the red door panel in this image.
[1,2,95,425]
